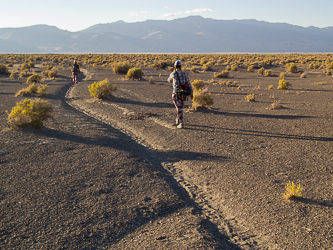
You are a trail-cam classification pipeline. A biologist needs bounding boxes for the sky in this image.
[1,0,333,32]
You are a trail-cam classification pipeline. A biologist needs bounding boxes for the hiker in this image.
[168,60,193,129]
[72,59,80,84]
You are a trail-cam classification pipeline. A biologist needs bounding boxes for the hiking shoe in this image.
[177,123,184,129]
[176,118,180,125]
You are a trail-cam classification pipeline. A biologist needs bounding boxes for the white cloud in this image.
[160,8,213,19]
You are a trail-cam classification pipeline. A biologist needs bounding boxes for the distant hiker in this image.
[168,60,193,129]
[72,59,80,84]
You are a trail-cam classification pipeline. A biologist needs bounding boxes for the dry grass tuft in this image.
[246,94,255,102]
[283,181,303,200]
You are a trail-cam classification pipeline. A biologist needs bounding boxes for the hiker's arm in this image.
[167,72,174,83]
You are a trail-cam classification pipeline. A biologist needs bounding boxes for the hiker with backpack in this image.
[168,61,193,129]
[72,59,80,84]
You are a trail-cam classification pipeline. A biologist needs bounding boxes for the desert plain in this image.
[0,54,332,249]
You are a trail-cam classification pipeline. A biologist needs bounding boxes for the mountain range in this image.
[1,16,333,53]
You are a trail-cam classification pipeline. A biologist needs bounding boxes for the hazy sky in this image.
[1,0,333,32]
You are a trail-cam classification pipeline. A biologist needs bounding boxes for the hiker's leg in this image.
[172,93,184,123]
[74,72,78,83]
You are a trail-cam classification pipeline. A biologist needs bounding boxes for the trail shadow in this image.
[111,96,174,109]
[297,198,333,207]
[189,125,333,142]
[209,109,314,120]
[22,111,239,248]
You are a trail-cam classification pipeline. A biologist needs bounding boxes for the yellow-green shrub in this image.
[26,74,41,84]
[191,80,213,110]
[283,181,303,199]
[0,64,9,74]
[48,68,58,78]
[258,67,265,75]
[190,66,199,73]
[112,61,131,74]
[15,83,48,97]
[231,65,238,71]
[10,72,17,79]
[247,65,254,72]
[21,62,30,71]
[202,63,212,71]
[192,88,213,110]
[191,80,205,91]
[246,94,255,102]
[286,63,298,73]
[7,98,53,128]
[88,78,117,99]
[280,72,286,79]
[126,67,144,79]
[265,69,272,76]
[277,79,290,90]
[214,70,229,78]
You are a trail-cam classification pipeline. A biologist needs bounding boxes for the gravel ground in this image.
[1,64,333,249]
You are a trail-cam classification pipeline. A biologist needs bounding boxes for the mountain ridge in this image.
[1,16,333,53]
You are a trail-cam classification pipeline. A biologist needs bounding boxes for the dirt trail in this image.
[65,70,266,249]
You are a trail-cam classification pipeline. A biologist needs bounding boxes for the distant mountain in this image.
[1,16,333,53]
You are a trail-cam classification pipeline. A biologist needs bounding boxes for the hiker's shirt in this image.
[168,70,193,94]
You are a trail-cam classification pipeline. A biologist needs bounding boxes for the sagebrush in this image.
[7,98,53,128]
[88,78,117,99]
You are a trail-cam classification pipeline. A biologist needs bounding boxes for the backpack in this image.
[72,63,79,72]
[174,71,191,100]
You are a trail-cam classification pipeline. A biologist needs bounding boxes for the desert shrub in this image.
[270,102,283,110]
[112,61,131,74]
[148,76,155,84]
[268,85,274,89]
[226,65,231,70]
[48,68,58,78]
[28,61,35,68]
[265,70,272,76]
[280,72,286,79]
[167,66,173,71]
[7,98,53,128]
[15,84,38,97]
[286,63,298,73]
[283,181,303,199]
[126,67,144,79]
[214,70,229,78]
[19,71,27,78]
[192,88,213,110]
[202,63,212,71]
[0,64,9,74]
[26,74,41,84]
[10,72,17,79]
[219,80,237,87]
[246,94,255,102]
[191,80,205,91]
[41,70,49,77]
[7,63,13,67]
[258,67,265,75]
[152,60,168,70]
[37,84,48,95]
[88,78,117,99]
[46,64,53,70]
[21,62,30,71]
[231,65,238,71]
[15,83,48,97]
[277,79,290,90]
[326,70,332,76]
[247,65,254,72]
[190,66,199,73]
[300,73,307,78]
